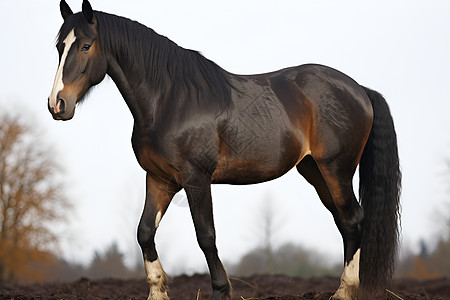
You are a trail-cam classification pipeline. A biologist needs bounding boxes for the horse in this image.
[48,1,401,299]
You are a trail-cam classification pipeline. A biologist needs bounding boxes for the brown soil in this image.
[1,274,449,299]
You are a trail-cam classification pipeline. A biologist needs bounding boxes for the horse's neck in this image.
[106,55,154,131]
[98,15,169,130]
[102,16,232,130]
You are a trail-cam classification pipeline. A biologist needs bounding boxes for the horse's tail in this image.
[358,86,401,297]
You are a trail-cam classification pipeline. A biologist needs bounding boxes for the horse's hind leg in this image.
[297,156,363,300]
[138,174,179,300]
[297,156,346,244]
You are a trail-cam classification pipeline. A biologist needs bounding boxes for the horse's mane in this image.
[57,11,233,113]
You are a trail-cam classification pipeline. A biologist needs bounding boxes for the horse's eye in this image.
[81,44,91,52]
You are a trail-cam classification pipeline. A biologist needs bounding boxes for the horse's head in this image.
[48,0,107,120]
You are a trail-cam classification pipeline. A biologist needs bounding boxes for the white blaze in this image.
[49,29,76,111]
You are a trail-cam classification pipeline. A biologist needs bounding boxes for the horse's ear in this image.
[60,0,73,20]
[82,0,94,24]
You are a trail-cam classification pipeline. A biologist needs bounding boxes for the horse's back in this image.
[212,64,372,184]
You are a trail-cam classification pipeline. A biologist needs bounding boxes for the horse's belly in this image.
[211,159,292,184]
[211,133,304,185]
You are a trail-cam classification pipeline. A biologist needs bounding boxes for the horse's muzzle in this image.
[48,98,73,120]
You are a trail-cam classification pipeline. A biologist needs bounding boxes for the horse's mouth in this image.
[48,100,74,121]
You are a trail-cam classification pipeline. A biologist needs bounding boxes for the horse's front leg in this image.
[184,170,231,300]
[138,173,179,300]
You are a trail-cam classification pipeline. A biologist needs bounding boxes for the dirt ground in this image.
[1,274,449,300]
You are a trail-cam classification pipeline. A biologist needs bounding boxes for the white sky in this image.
[1,0,450,274]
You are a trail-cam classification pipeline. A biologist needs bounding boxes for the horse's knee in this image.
[196,228,217,252]
[137,221,156,250]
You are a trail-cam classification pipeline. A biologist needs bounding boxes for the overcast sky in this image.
[1,0,450,274]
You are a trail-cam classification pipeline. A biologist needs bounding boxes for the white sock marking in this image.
[342,248,360,286]
[49,29,76,111]
[334,248,361,299]
[144,259,169,300]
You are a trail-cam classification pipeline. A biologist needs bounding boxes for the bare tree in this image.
[261,196,277,274]
[0,115,69,282]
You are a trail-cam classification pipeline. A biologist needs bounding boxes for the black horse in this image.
[48,1,401,299]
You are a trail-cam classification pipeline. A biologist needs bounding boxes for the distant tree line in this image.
[19,232,450,284]
[229,242,341,277]
[396,160,450,278]
[396,236,450,279]
[32,242,144,283]
[397,198,450,279]
[228,197,341,278]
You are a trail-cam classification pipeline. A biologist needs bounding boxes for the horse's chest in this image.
[132,139,177,179]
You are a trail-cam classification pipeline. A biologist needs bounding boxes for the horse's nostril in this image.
[56,99,66,114]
